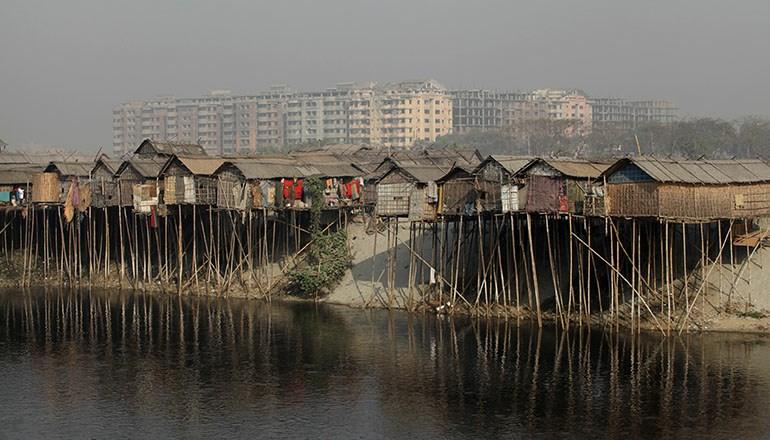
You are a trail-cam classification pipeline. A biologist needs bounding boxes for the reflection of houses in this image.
[601,157,770,221]
[513,158,609,215]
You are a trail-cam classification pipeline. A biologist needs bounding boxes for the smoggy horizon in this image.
[1,0,768,151]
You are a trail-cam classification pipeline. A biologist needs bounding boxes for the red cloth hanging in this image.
[283,179,294,200]
[149,206,158,228]
[294,179,304,200]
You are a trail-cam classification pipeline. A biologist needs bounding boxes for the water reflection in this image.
[1,288,769,439]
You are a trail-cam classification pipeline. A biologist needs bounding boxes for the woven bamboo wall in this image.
[477,180,502,213]
[605,182,659,217]
[216,168,243,209]
[441,179,476,215]
[164,176,178,205]
[91,178,118,208]
[31,173,60,203]
[376,182,412,216]
[659,183,770,220]
[195,177,217,205]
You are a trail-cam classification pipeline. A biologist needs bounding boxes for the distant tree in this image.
[736,116,770,158]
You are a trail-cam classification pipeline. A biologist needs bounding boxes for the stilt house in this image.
[436,165,477,216]
[374,159,446,221]
[161,156,224,205]
[115,158,166,212]
[600,157,770,221]
[215,158,362,210]
[513,158,610,215]
[34,162,92,204]
[0,165,41,205]
[91,157,121,208]
[472,156,534,213]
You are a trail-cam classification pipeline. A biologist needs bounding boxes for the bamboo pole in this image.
[526,213,542,327]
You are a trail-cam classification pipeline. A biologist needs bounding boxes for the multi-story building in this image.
[590,98,677,129]
[112,80,452,155]
[450,89,592,135]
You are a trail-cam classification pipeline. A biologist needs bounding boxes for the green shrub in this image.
[289,177,351,297]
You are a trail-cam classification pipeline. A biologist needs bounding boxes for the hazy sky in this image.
[1,0,768,151]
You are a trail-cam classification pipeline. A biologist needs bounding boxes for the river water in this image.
[0,289,769,439]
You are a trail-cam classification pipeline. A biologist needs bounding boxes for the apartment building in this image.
[113,80,452,155]
[591,98,677,129]
[450,89,591,135]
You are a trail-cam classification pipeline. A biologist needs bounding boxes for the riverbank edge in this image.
[8,276,770,336]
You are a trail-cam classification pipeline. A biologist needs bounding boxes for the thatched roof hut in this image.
[32,161,93,204]
[215,157,362,210]
[115,158,166,210]
[513,158,610,215]
[374,159,446,220]
[473,155,534,213]
[91,158,122,208]
[436,165,477,216]
[601,157,770,221]
[160,156,223,205]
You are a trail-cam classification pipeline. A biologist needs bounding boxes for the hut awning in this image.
[603,158,770,184]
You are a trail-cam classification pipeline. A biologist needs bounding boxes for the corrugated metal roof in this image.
[44,162,93,177]
[606,158,770,184]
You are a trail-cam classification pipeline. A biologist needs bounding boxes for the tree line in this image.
[432,117,770,160]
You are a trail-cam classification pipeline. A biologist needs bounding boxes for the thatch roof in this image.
[603,157,770,185]
[223,158,360,180]
[516,158,610,179]
[167,156,224,176]
[116,158,166,179]
[0,165,44,185]
[135,139,207,157]
[92,158,122,175]
[44,162,93,177]
[379,161,449,184]
[477,155,534,176]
